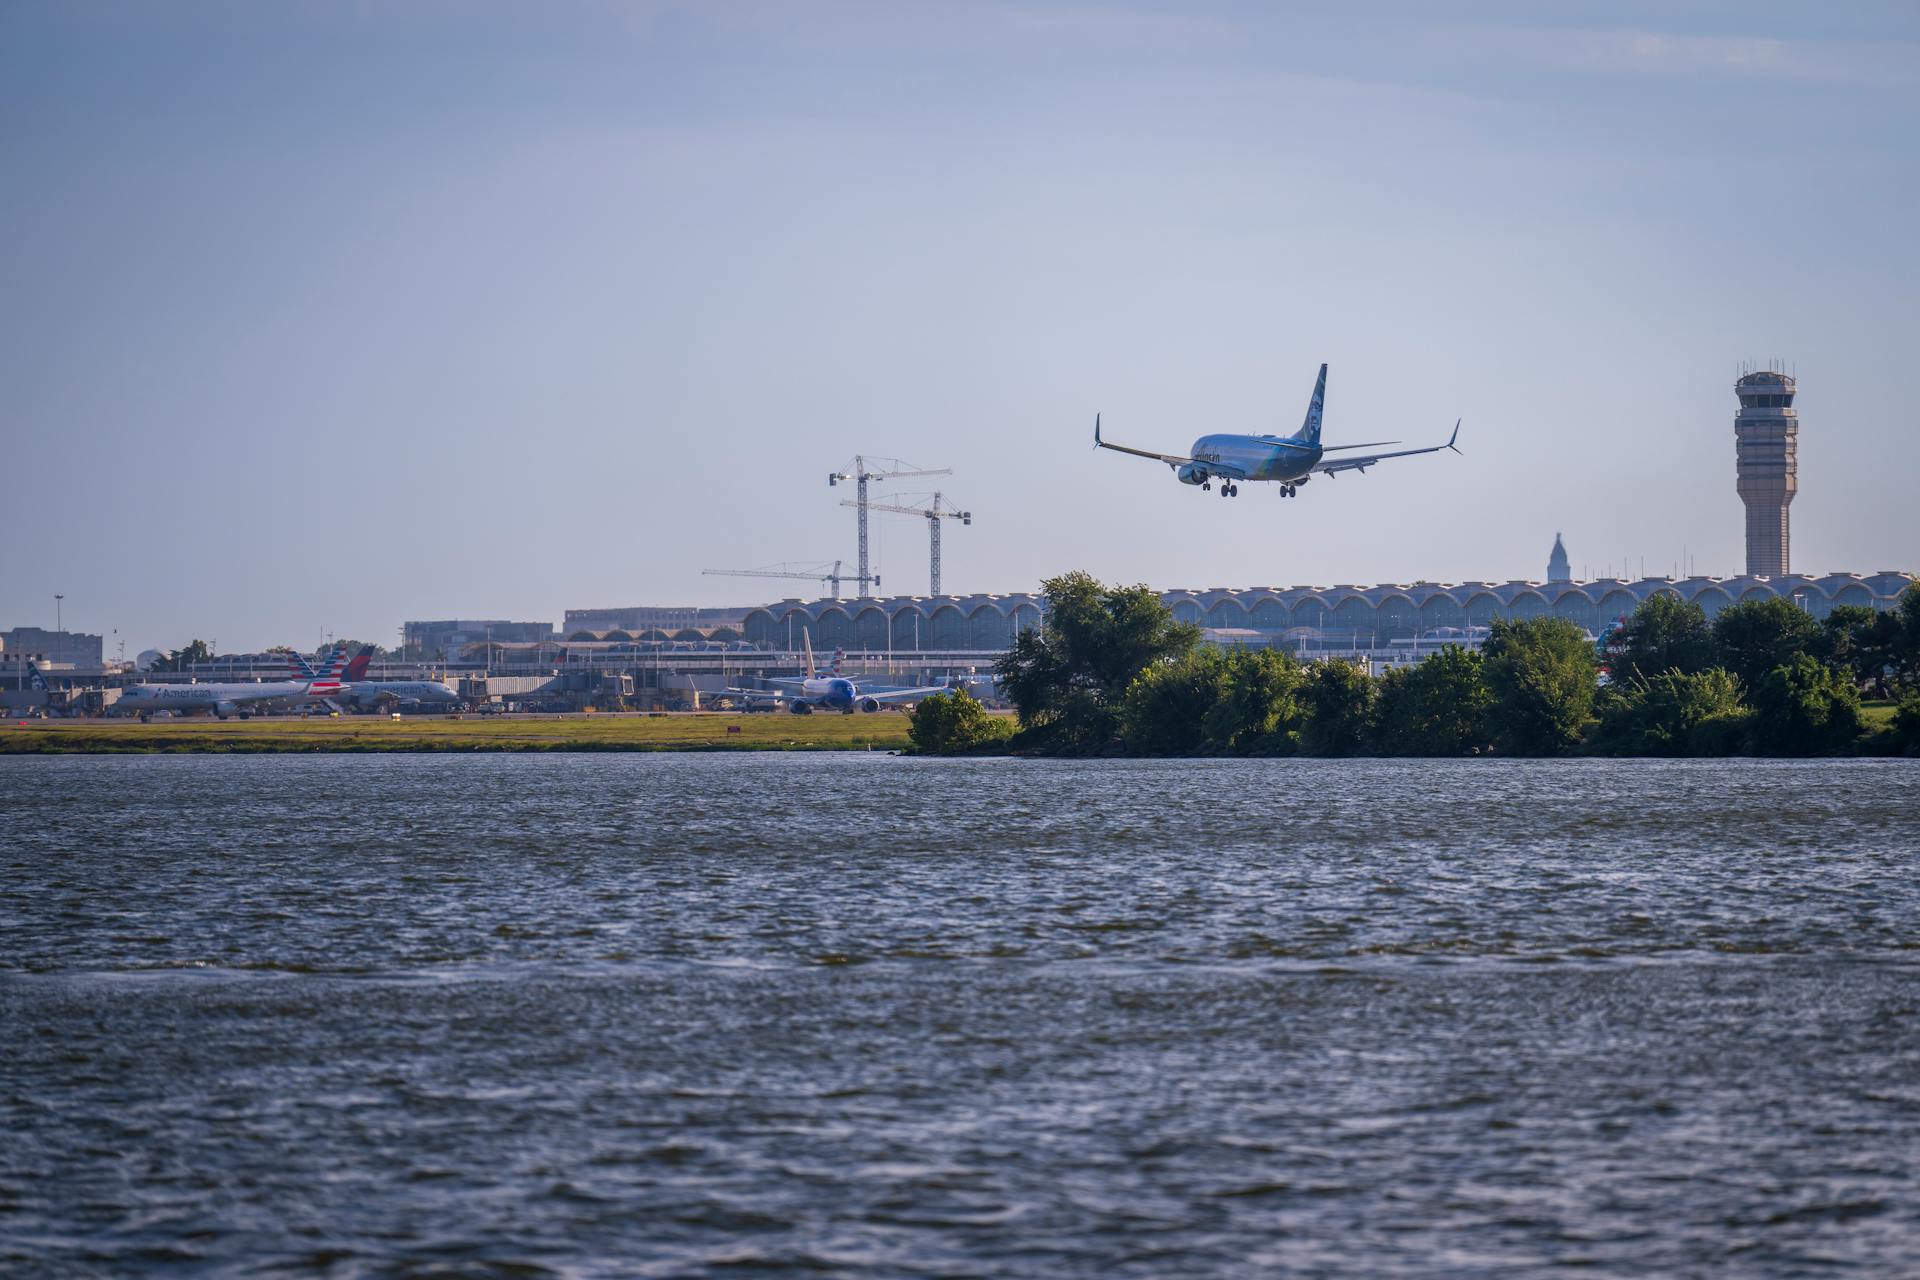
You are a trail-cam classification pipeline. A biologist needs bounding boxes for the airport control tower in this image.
[1734,368,1798,577]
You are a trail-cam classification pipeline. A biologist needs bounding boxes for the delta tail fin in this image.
[1295,362,1328,445]
[343,645,375,682]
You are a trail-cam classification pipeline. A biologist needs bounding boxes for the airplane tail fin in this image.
[26,661,48,692]
[802,627,817,679]
[1296,362,1328,445]
[831,647,844,677]
[343,645,375,682]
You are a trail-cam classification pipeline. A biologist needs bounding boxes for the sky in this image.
[1,0,1915,654]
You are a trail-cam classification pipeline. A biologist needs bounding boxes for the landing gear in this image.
[1281,483,1297,498]
[1218,483,1239,498]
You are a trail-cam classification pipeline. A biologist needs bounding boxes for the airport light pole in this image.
[54,594,63,632]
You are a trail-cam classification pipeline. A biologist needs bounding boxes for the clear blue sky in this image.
[2,1,1914,653]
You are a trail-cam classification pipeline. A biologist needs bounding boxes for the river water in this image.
[3,755,1917,1277]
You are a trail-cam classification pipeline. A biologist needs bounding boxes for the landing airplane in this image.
[724,630,952,714]
[117,644,353,720]
[1094,362,1460,498]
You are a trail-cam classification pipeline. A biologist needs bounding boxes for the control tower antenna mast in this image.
[843,492,973,595]
[828,456,950,596]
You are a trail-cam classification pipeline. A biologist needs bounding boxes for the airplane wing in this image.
[860,685,956,703]
[1315,420,1460,476]
[1094,415,1194,469]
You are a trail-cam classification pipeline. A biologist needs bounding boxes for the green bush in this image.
[1748,654,1863,755]
[906,689,1014,755]
[1299,659,1378,756]
[1481,617,1596,756]
[1610,594,1713,680]
[1712,598,1822,694]
[1371,646,1490,756]
[1592,667,1748,756]
[1119,649,1232,756]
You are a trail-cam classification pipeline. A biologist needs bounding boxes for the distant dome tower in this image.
[1735,367,1798,576]
[1547,533,1571,583]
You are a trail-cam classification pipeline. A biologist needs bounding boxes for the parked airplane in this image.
[723,631,952,714]
[312,646,463,712]
[117,644,352,720]
[1095,362,1460,498]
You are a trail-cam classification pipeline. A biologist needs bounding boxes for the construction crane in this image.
[828,456,950,596]
[702,560,874,600]
[842,492,972,595]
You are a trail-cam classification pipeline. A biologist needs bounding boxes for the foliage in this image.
[146,639,214,673]
[1748,654,1863,756]
[1609,594,1713,680]
[995,571,1202,753]
[1119,649,1232,756]
[1299,659,1378,756]
[327,640,391,661]
[1481,617,1596,755]
[1711,598,1822,694]
[1892,690,1920,756]
[1815,606,1899,696]
[1591,668,1748,756]
[1371,646,1491,756]
[1201,649,1307,755]
[906,688,1015,755]
[1895,584,1920,689]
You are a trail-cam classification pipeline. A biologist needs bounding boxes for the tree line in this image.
[907,571,1920,757]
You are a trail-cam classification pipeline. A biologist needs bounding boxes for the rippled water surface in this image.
[3,755,1918,1277]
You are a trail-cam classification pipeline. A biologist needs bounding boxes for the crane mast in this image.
[828,456,950,595]
[841,491,973,595]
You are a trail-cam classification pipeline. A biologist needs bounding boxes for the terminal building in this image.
[733,565,1914,656]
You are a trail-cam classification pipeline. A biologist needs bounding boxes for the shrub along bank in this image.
[925,571,1920,758]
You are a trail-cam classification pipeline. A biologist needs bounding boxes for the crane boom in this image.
[838,491,973,594]
[828,456,953,594]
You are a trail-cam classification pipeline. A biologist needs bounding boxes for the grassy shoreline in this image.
[0,713,919,755]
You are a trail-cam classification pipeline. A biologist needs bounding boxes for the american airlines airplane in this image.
[725,630,952,714]
[1095,362,1460,498]
[117,644,353,720]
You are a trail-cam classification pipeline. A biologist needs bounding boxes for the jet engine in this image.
[859,697,881,713]
[1176,463,1210,486]
[788,701,813,715]
[214,700,243,720]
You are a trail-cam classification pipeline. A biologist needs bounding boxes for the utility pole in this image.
[54,594,63,631]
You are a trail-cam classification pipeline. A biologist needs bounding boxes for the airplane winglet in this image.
[1094,413,1101,449]
[1447,418,1462,453]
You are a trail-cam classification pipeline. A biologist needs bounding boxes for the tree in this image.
[1201,649,1306,755]
[1815,605,1899,696]
[1119,649,1231,756]
[1610,595,1713,680]
[1371,646,1490,756]
[327,640,391,661]
[1748,653,1863,755]
[1300,659,1378,756]
[1891,689,1920,756]
[1894,584,1920,689]
[1480,617,1597,755]
[907,688,1014,754]
[147,639,214,673]
[996,571,1201,753]
[1711,598,1821,693]
[1592,668,1748,756]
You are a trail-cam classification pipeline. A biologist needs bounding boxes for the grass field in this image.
[0,712,923,754]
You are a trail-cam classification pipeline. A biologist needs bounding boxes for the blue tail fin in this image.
[1296,363,1328,444]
